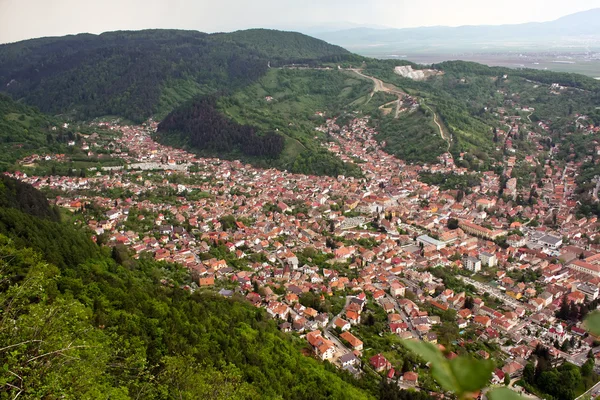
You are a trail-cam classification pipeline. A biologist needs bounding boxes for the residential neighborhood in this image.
[8,101,600,398]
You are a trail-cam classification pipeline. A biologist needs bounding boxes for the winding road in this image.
[348,68,451,152]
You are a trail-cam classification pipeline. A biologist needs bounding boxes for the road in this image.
[325,295,354,362]
[577,379,600,400]
[348,68,406,104]
[323,329,352,358]
[374,283,420,339]
[349,68,450,151]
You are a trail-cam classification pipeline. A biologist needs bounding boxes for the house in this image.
[369,353,391,372]
[424,332,438,344]
[339,352,360,368]
[507,234,527,248]
[529,298,545,311]
[279,322,292,333]
[373,290,386,301]
[306,330,336,361]
[382,301,396,314]
[502,361,524,378]
[390,281,406,297]
[492,369,505,385]
[334,317,351,332]
[199,276,215,286]
[402,371,419,387]
[473,315,491,327]
[340,331,364,351]
[346,310,361,325]
[390,322,409,334]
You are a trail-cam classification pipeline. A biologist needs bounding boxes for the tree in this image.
[569,301,580,321]
[582,358,594,377]
[557,296,570,320]
[523,363,535,384]
[464,296,474,310]
[447,218,459,230]
[504,373,511,386]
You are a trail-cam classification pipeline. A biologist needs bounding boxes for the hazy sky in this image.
[2,0,600,43]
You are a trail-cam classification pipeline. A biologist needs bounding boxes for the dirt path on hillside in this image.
[422,103,451,152]
[348,69,451,150]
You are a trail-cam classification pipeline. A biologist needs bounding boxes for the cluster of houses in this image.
[7,87,600,395]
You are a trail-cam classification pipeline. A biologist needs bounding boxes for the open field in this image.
[349,47,600,77]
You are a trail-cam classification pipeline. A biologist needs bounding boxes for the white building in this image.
[479,252,497,267]
[464,256,482,273]
[576,282,600,301]
[417,235,446,250]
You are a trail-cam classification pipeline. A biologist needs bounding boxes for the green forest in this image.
[0,29,356,123]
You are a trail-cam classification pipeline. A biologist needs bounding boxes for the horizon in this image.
[2,1,600,44]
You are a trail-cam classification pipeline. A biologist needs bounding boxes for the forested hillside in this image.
[0,176,381,399]
[157,97,284,158]
[363,59,600,166]
[0,94,57,168]
[157,68,370,177]
[0,29,356,123]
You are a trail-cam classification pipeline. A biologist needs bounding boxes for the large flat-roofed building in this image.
[576,282,599,301]
[528,231,563,250]
[417,235,446,250]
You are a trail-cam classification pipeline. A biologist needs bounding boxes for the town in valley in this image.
[9,71,600,398]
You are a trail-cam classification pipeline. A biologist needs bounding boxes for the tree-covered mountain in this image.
[0,29,356,123]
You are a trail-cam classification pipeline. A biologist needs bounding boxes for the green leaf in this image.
[487,387,528,400]
[584,312,600,336]
[449,356,494,394]
[402,340,459,393]
[402,340,445,365]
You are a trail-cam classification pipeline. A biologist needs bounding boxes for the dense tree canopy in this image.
[0,29,355,122]
[157,97,284,158]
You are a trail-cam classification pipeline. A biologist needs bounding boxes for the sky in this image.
[1,0,600,43]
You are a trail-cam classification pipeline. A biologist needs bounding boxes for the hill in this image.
[0,29,355,123]
[156,67,372,177]
[0,93,72,169]
[361,59,600,167]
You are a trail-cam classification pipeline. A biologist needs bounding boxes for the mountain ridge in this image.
[313,8,600,46]
[0,29,356,123]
